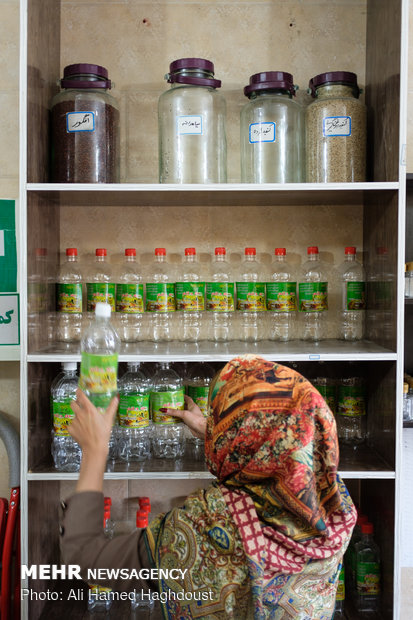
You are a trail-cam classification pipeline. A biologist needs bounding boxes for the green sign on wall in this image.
[0,200,17,292]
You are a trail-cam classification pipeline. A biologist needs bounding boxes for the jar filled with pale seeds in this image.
[305,71,366,183]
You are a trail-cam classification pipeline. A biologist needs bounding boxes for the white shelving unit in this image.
[19,0,408,618]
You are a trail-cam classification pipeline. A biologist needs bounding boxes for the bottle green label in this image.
[206,282,235,312]
[356,562,380,595]
[336,566,345,601]
[86,283,116,312]
[79,352,118,412]
[146,283,176,313]
[346,282,366,310]
[298,282,328,312]
[314,383,336,414]
[52,399,75,436]
[236,282,266,311]
[175,282,205,311]
[266,282,297,312]
[118,393,150,428]
[57,283,82,313]
[116,283,144,313]
[151,389,184,424]
[186,385,209,417]
[338,385,366,417]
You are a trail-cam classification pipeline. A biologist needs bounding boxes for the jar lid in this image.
[61,63,112,89]
[166,57,221,88]
[244,71,296,97]
[308,71,360,98]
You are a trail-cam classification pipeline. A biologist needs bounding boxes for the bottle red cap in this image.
[245,247,256,255]
[307,246,319,255]
[35,248,47,256]
[361,523,374,534]
[377,246,388,255]
[345,246,356,255]
[275,248,286,256]
[215,247,226,255]
[96,248,107,256]
[139,497,150,505]
[66,248,78,256]
[155,247,166,256]
[104,497,112,505]
[136,510,148,528]
[125,248,136,256]
[357,514,368,525]
[185,247,196,255]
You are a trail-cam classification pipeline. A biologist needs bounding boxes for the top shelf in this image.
[26,182,400,207]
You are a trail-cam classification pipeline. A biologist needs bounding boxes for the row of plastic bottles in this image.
[51,356,214,471]
[88,496,155,614]
[334,512,381,617]
[55,244,366,344]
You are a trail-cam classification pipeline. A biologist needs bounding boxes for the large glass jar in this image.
[51,63,120,183]
[305,71,366,183]
[240,71,304,183]
[158,58,227,184]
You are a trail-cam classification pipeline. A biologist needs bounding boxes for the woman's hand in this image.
[161,394,207,439]
[69,388,119,493]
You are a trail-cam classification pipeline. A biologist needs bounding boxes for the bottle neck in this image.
[160,362,170,370]
[66,255,77,263]
[155,255,165,263]
[96,256,106,263]
[185,255,196,263]
[215,255,226,262]
[307,254,319,261]
[345,254,356,262]
[125,256,136,263]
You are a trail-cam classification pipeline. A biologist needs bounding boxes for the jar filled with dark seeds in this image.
[305,71,366,183]
[51,63,120,183]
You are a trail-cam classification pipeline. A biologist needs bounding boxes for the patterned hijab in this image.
[146,355,357,619]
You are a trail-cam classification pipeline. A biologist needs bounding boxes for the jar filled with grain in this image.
[158,58,227,183]
[51,64,120,183]
[240,71,304,183]
[305,71,366,183]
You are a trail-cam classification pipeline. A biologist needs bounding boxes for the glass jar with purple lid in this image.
[305,71,366,183]
[240,71,304,183]
[158,58,227,184]
[50,63,120,183]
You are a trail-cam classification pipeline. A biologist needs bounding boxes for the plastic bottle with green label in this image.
[333,564,345,617]
[56,247,83,343]
[298,246,328,341]
[337,246,366,341]
[236,247,266,342]
[117,362,152,462]
[355,523,380,613]
[336,375,366,445]
[176,247,205,342]
[206,247,235,342]
[51,361,81,472]
[150,362,185,459]
[86,248,116,316]
[115,248,145,343]
[146,248,176,342]
[79,302,120,460]
[186,362,215,459]
[266,247,297,341]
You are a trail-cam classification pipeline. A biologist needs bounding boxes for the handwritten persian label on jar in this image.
[66,111,95,133]
[298,282,328,312]
[79,352,118,412]
[151,390,184,424]
[57,283,82,313]
[338,385,366,417]
[249,122,276,143]
[175,282,205,311]
[236,283,266,312]
[357,562,380,595]
[266,282,297,312]
[115,284,144,313]
[118,393,150,428]
[323,115,351,137]
[206,282,235,312]
[346,282,366,310]
[52,399,75,436]
[86,283,116,312]
[187,385,209,417]
[145,283,176,313]
[177,115,203,135]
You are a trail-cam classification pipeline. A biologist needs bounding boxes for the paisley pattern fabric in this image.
[146,355,357,619]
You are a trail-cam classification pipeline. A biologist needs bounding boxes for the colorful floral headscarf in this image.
[146,355,357,619]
